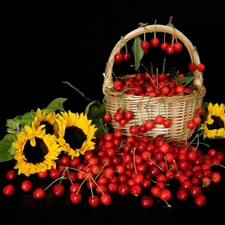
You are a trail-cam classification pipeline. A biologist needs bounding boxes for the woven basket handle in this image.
[103,24,206,96]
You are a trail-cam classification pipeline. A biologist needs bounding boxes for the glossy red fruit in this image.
[159,188,172,201]
[173,42,183,52]
[187,120,196,130]
[49,168,61,179]
[114,53,123,63]
[60,154,70,165]
[197,63,205,72]
[33,188,45,199]
[194,194,207,206]
[176,187,189,201]
[21,180,33,192]
[166,44,175,54]
[155,115,164,125]
[211,171,221,183]
[150,37,160,47]
[161,42,169,51]
[88,195,100,207]
[53,184,65,196]
[144,120,155,130]
[38,171,48,178]
[3,184,15,196]
[188,62,197,71]
[100,193,112,205]
[141,40,150,50]
[70,192,82,204]
[103,113,111,123]
[192,115,201,125]
[123,52,131,61]
[141,195,154,208]
[6,169,17,181]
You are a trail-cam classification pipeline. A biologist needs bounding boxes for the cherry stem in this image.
[147,156,163,171]
[132,147,137,174]
[44,176,67,191]
[94,160,108,180]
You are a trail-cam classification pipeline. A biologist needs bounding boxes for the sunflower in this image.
[56,111,97,159]
[12,125,62,177]
[202,103,225,139]
[32,108,59,136]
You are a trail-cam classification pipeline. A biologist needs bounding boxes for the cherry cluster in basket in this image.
[103,106,204,134]
[113,71,194,97]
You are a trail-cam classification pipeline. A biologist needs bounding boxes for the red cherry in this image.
[6,169,17,181]
[163,119,172,128]
[88,195,100,207]
[100,193,112,205]
[194,194,207,206]
[103,113,111,123]
[192,115,201,125]
[141,195,154,208]
[114,53,123,63]
[161,42,169,51]
[197,63,205,72]
[21,180,33,192]
[155,115,164,125]
[188,62,197,71]
[33,188,45,199]
[166,44,175,54]
[150,37,160,47]
[123,52,131,61]
[70,192,82,204]
[38,171,48,178]
[141,40,150,50]
[187,120,196,130]
[173,42,183,52]
[3,184,15,196]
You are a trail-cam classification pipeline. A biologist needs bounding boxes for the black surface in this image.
[1,1,225,224]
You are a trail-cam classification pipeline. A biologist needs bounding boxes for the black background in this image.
[1,1,225,225]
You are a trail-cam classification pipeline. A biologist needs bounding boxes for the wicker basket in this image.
[103,24,206,142]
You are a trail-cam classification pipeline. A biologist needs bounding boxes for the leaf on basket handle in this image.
[132,37,144,71]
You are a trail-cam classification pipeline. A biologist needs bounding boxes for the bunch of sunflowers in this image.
[0,98,106,177]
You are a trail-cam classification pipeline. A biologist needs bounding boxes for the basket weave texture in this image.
[103,24,206,142]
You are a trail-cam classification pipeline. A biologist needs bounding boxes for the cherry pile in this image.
[2,132,224,208]
[112,71,194,97]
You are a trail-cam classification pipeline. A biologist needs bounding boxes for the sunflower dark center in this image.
[207,116,224,130]
[23,137,49,163]
[40,121,54,134]
[64,126,87,149]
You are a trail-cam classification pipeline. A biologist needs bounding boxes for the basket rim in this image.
[103,23,206,97]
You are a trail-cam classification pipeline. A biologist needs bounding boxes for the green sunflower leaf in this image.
[0,134,17,162]
[6,119,20,133]
[85,100,110,135]
[132,37,144,71]
[85,100,106,120]
[20,111,36,126]
[44,97,67,113]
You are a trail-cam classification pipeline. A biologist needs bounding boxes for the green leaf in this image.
[0,134,17,162]
[43,97,67,113]
[176,76,194,84]
[132,37,144,71]
[85,100,111,135]
[85,100,106,120]
[6,119,20,133]
[20,111,36,126]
